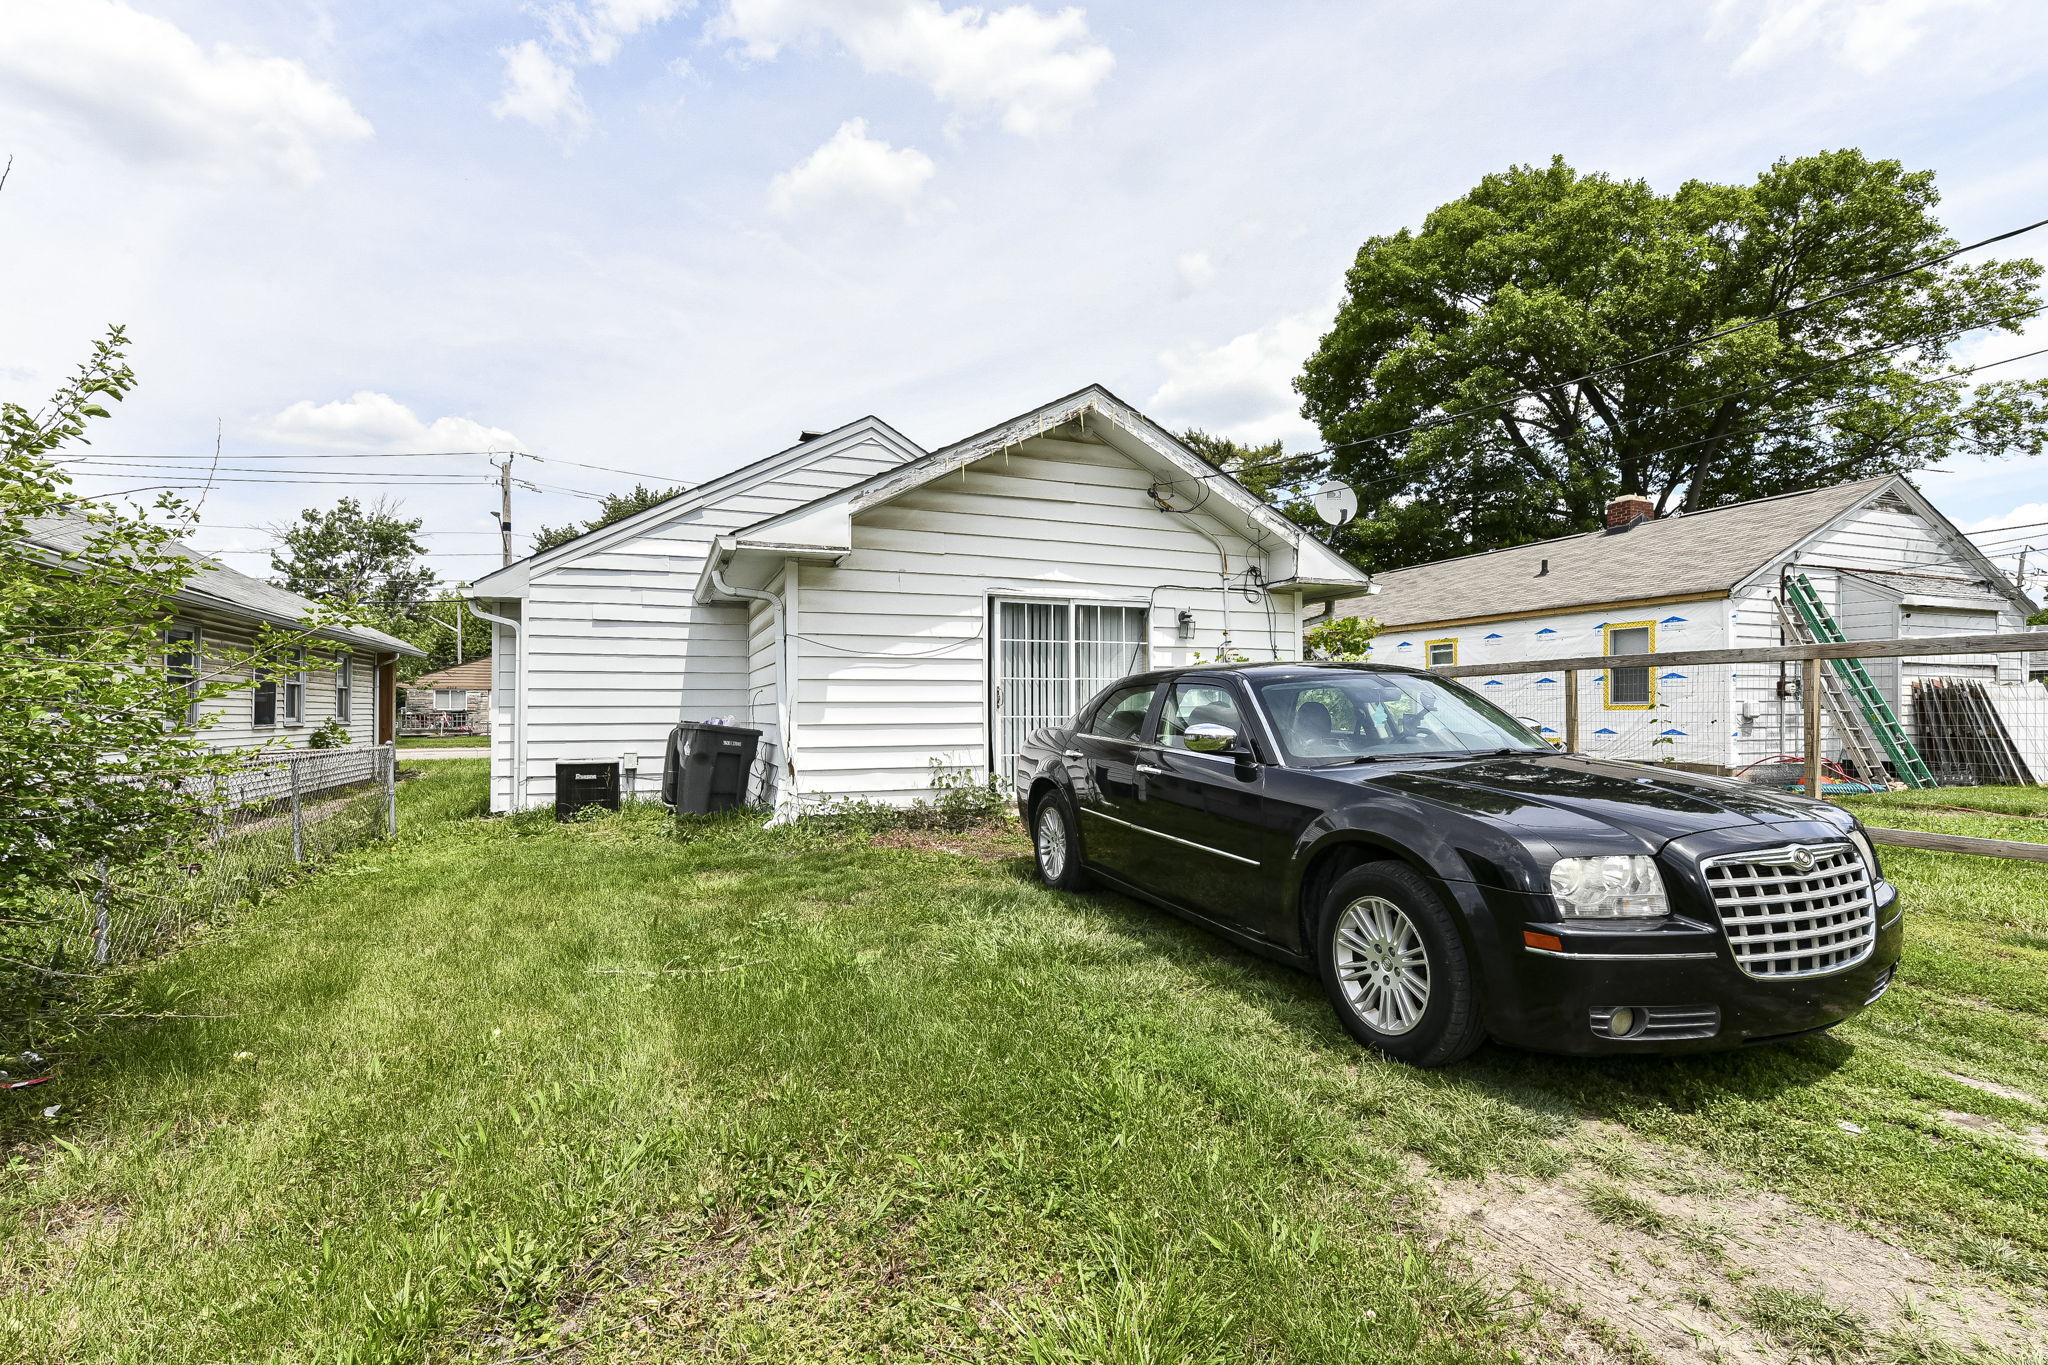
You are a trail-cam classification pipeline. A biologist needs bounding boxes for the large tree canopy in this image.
[1295,151,2048,571]
[531,482,687,553]
[269,496,437,612]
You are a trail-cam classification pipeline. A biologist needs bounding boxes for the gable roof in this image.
[410,658,493,690]
[699,384,1373,601]
[21,513,422,655]
[466,415,926,596]
[1342,477,1903,629]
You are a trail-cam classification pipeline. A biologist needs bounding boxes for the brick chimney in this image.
[1605,494,1655,530]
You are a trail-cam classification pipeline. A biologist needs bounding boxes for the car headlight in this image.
[1549,855,1670,919]
[1845,828,1881,880]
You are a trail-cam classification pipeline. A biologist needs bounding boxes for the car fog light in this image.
[1549,855,1670,919]
[1608,1007,1638,1038]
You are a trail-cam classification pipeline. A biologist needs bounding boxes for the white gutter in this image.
[466,600,525,812]
[707,559,797,825]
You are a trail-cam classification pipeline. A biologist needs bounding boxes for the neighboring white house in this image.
[465,386,1372,814]
[22,512,424,749]
[1326,477,2040,776]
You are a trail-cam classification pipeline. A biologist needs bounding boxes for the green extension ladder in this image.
[1783,572,1934,789]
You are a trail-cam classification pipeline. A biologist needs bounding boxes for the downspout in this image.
[1180,517,1236,658]
[708,556,797,825]
[466,600,524,812]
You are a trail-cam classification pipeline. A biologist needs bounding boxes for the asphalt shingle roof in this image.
[1339,478,1896,629]
[411,658,493,690]
[21,512,423,655]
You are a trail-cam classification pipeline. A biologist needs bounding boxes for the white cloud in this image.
[541,0,696,65]
[493,1,690,130]
[768,119,938,222]
[251,393,522,453]
[1147,312,1327,446]
[0,0,371,183]
[1715,0,1990,74]
[1174,250,1217,296]
[492,40,591,133]
[712,0,1113,135]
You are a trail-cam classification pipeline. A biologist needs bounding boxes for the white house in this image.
[23,512,423,749]
[465,386,1372,814]
[1326,477,2040,776]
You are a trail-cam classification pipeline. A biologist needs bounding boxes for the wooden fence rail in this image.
[1423,629,2048,862]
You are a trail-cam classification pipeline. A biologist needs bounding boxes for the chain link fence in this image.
[40,743,397,968]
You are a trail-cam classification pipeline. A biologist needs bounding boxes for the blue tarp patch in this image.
[1594,728,1617,735]
[1484,633,1503,639]
[1535,677,1557,684]
[1483,679,1504,686]
[1396,641,1412,648]
[1661,615,1687,623]
[1536,627,1558,635]
[1659,671,1686,679]
[1659,728,1687,736]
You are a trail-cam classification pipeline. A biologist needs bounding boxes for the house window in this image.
[283,650,305,724]
[336,656,353,723]
[994,598,1150,773]
[1426,638,1457,667]
[164,626,200,724]
[434,689,467,711]
[1604,622,1655,709]
[253,670,278,727]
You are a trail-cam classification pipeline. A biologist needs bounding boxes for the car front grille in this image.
[1701,841,1876,980]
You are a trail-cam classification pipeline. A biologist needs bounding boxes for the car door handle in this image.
[1135,763,1166,776]
[1063,749,1083,759]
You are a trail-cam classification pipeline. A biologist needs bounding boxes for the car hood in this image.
[1340,752,1838,850]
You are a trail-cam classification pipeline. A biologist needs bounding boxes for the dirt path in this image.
[1429,1124,2043,1364]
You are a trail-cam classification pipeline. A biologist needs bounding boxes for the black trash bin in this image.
[664,722,762,814]
[555,761,621,821]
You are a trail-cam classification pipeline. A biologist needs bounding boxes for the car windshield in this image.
[1250,670,1550,766]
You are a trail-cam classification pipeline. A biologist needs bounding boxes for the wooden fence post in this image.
[1563,669,1581,752]
[1802,656,1825,800]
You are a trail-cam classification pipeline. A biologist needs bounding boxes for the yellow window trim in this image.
[1603,620,1657,710]
[1424,637,1458,666]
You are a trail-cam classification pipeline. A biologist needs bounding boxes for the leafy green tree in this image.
[1180,429,1323,517]
[1297,151,2048,571]
[373,589,492,682]
[1303,613,1382,662]
[2,329,299,980]
[531,483,686,553]
[269,496,437,612]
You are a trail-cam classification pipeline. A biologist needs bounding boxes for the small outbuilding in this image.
[465,385,1372,814]
[403,658,493,734]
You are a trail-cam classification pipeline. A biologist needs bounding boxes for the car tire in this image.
[1315,861,1485,1068]
[1031,789,1090,892]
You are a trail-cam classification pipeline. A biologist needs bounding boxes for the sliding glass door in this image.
[994,599,1149,774]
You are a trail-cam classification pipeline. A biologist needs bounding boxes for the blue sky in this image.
[3,0,2046,588]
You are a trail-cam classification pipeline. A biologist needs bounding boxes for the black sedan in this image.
[1013,662,1901,1066]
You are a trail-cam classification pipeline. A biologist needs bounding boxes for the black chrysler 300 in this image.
[1013,662,1901,1067]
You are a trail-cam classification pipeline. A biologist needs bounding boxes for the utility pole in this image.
[492,453,516,566]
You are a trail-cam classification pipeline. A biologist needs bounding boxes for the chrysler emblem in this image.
[1788,846,1816,872]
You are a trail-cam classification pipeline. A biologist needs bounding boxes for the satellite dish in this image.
[1313,481,1359,527]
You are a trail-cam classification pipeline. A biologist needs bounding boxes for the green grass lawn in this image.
[396,734,492,748]
[3,766,2044,1363]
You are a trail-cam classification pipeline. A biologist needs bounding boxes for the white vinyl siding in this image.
[792,437,1301,803]
[484,428,921,812]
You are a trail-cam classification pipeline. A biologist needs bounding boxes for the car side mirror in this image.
[1183,722,1240,754]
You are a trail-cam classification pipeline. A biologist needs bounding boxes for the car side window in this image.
[1155,681,1244,750]
[1083,683,1157,741]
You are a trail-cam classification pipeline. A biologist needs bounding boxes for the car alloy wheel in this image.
[1332,895,1431,1036]
[1035,802,1070,882]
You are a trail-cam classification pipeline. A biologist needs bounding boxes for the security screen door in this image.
[994,600,1148,774]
